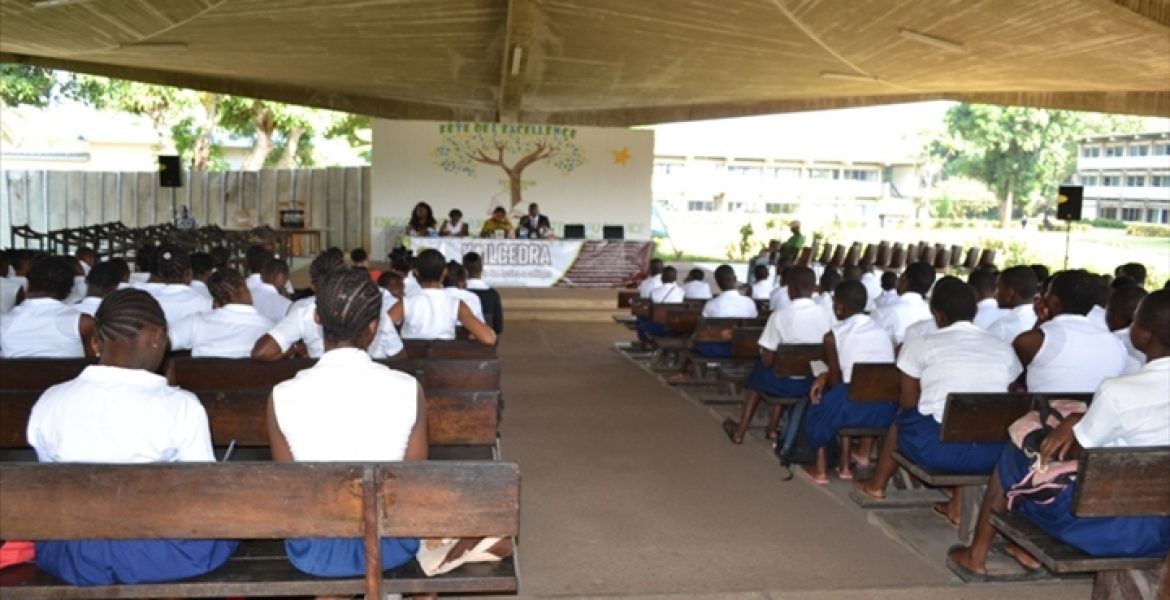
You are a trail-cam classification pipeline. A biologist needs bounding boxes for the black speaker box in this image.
[1056,185,1083,221]
[159,155,182,188]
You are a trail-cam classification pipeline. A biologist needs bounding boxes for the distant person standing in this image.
[518,203,553,239]
[779,221,805,262]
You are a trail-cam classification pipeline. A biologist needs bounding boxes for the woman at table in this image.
[439,208,469,237]
[406,202,437,237]
[479,206,516,239]
[27,289,238,584]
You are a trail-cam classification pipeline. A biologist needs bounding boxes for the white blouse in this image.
[0,298,85,358]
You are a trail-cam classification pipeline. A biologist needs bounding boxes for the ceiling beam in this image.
[0,52,497,122]
[496,0,534,123]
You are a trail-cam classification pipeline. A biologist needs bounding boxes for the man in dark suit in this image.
[518,203,552,239]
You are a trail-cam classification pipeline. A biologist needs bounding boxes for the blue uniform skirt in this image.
[286,537,419,578]
[803,383,898,451]
[896,409,1003,475]
[35,540,238,586]
[635,316,670,343]
[745,362,811,397]
[997,446,1170,558]
[692,341,732,358]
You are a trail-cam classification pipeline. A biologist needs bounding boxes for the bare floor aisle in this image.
[494,321,1088,598]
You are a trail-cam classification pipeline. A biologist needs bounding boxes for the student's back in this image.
[402,288,461,340]
[141,246,212,327]
[169,270,274,358]
[0,257,89,358]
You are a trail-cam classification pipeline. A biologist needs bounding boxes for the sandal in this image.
[932,501,960,528]
[722,419,744,445]
[851,480,885,500]
[799,466,829,485]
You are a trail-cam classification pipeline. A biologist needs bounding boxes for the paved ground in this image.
[492,321,1090,598]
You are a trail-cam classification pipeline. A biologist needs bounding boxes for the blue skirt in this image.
[896,409,1003,475]
[35,540,238,586]
[286,537,419,578]
[997,447,1170,558]
[745,362,811,398]
[636,316,670,343]
[692,341,732,358]
[804,383,898,451]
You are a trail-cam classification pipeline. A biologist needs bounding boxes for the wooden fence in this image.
[1,167,370,253]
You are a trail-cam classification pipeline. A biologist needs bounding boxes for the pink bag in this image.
[1008,399,1088,450]
[1006,459,1079,511]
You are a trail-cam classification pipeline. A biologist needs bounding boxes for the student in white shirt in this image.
[950,290,1170,578]
[28,288,236,585]
[802,281,897,482]
[723,266,828,444]
[702,265,757,319]
[169,269,274,358]
[0,256,95,358]
[443,261,485,325]
[749,264,772,300]
[73,261,122,316]
[66,257,87,305]
[249,257,292,323]
[1106,284,1149,366]
[969,268,1007,329]
[856,278,1022,502]
[1014,270,1129,393]
[267,270,511,578]
[768,267,791,312]
[639,259,664,298]
[858,260,882,307]
[390,249,496,345]
[682,268,713,300]
[188,252,215,301]
[871,261,935,345]
[813,267,842,311]
[139,245,213,329]
[0,250,34,314]
[637,266,686,344]
[463,251,491,290]
[253,250,404,360]
[986,266,1039,344]
[0,251,26,315]
[873,271,899,309]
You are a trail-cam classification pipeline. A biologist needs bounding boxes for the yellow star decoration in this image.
[613,147,631,166]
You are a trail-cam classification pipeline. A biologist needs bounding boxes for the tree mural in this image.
[431,123,587,213]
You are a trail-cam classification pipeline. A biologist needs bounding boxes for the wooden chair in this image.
[875,241,891,268]
[962,247,980,270]
[817,243,834,265]
[0,462,521,598]
[836,363,900,439]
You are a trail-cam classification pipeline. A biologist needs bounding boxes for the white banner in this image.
[408,237,584,287]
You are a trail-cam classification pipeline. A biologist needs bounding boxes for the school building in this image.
[1076,131,1170,224]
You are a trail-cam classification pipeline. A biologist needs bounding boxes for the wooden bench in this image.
[613,290,641,328]
[647,303,703,369]
[697,325,765,404]
[836,362,900,438]
[399,338,498,359]
[756,343,823,411]
[0,461,520,598]
[990,447,1170,595]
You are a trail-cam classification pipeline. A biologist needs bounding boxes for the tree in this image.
[432,124,586,212]
[939,104,1142,227]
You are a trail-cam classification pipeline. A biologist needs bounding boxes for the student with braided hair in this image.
[0,256,95,357]
[139,243,212,328]
[268,270,511,579]
[26,288,237,585]
[252,249,403,360]
[169,268,274,358]
[251,256,292,323]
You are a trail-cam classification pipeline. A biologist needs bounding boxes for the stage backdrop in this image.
[369,120,653,259]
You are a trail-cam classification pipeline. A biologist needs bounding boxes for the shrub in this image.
[1088,217,1126,230]
[1126,223,1170,238]
[978,237,1037,268]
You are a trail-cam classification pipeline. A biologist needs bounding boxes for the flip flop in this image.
[932,501,960,527]
[837,469,853,481]
[946,544,989,583]
[851,480,885,500]
[722,419,744,445]
[416,536,509,577]
[798,467,829,485]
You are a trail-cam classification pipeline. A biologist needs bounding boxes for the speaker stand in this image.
[1063,219,1072,270]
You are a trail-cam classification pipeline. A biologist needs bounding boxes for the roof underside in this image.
[2,0,1168,125]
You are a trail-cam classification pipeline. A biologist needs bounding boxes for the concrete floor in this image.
[492,320,1091,599]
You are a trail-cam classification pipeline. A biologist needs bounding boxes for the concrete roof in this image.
[2,0,1168,125]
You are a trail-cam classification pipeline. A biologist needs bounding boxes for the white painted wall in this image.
[370,120,653,258]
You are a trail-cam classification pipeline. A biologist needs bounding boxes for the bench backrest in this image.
[665,307,702,335]
[770,343,824,377]
[617,290,640,308]
[400,338,498,359]
[0,358,94,390]
[939,393,1094,443]
[847,362,900,402]
[731,326,764,358]
[0,461,520,599]
[631,298,650,317]
[1073,447,1170,517]
[650,301,702,324]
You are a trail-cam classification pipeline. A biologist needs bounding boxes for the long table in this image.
[408,237,651,288]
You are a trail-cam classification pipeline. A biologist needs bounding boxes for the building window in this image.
[1102,174,1123,186]
[1081,146,1101,158]
[1081,175,1099,186]
[726,165,764,177]
[1127,144,1149,157]
[1147,209,1164,224]
[1098,207,1118,219]
[770,167,800,179]
[1153,143,1170,156]
[1121,207,1143,221]
[1151,174,1170,187]
[808,168,839,180]
[1126,175,1147,187]
[687,200,714,212]
[654,162,681,175]
[765,202,799,214]
[1103,145,1125,157]
[842,169,878,181]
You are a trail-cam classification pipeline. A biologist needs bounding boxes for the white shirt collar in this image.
[317,346,372,365]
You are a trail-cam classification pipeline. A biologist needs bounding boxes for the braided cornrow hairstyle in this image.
[94,288,166,343]
[316,269,383,345]
[309,250,347,287]
[27,256,76,300]
[206,268,245,308]
[152,243,191,283]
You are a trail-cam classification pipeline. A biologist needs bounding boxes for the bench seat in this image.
[989,511,1163,575]
[891,450,986,487]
